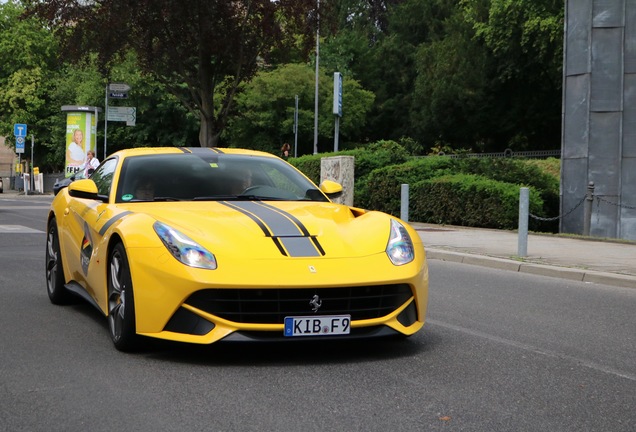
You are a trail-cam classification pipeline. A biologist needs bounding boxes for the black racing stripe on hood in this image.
[257,201,311,236]
[271,237,288,256]
[278,237,322,257]
[221,201,325,257]
[221,201,272,237]
[311,237,326,255]
[227,201,302,237]
[98,211,132,236]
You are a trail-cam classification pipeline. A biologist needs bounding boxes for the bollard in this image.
[400,184,409,222]
[583,181,594,236]
[518,187,529,257]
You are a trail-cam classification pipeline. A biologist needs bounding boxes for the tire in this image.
[107,243,138,352]
[45,219,70,304]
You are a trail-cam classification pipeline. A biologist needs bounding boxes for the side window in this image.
[90,158,117,198]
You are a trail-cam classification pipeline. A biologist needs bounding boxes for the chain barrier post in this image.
[400,184,409,222]
[518,187,529,257]
[583,181,594,236]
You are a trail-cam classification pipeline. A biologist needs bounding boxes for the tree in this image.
[458,0,564,150]
[224,63,374,155]
[321,0,457,143]
[0,0,62,170]
[24,0,318,148]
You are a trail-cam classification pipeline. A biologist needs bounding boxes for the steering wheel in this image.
[241,185,261,195]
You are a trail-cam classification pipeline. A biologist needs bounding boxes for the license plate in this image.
[284,315,351,337]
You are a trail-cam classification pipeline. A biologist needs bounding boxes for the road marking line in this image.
[0,225,44,234]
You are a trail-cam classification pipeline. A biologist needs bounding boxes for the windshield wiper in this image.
[193,195,239,201]
[193,195,286,201]
[150,196,182,202]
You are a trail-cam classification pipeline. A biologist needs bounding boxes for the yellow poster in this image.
[65,111,97,177]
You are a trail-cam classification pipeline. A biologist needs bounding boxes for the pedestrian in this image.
[82,150,100,178]
[280,142,291,159]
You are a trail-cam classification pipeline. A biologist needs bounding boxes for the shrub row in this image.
[289,141,559,232]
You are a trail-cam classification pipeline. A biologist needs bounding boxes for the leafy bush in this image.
[291,146,560,232]
[361,157,457,211]
[290,154,321,184]
[410,174,544,230]
[290,139,411,187]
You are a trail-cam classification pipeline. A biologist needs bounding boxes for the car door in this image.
[62,158,118,300]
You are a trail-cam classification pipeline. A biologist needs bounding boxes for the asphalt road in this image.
[1,196,635,432]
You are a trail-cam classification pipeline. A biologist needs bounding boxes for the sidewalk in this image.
[413,223,636,289]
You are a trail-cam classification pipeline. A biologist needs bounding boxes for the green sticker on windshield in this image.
[122,194,133,201]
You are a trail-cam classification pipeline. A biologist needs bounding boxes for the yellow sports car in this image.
[46,147,429,351]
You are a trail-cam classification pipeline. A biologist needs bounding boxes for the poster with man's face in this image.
[65,112,97,177]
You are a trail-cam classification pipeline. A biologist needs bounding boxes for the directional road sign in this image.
[109,92,128,99]
[108,106,136,126]
[109,83,131,92]
[14,123,27,137]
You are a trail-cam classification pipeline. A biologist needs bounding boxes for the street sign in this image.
[16,136,25,153]
[109,83,131,92]
[333,72,343,117]
[14,123,27,137]
[107,106,136,126]
[109,92,128,99]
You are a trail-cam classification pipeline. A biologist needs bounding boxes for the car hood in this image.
[124,200,394,260]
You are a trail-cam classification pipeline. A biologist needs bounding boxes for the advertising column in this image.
[61,106,101,178]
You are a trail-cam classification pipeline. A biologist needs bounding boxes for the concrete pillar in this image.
[320,156,354,206]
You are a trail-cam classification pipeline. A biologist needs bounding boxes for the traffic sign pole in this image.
[104,84,108,160]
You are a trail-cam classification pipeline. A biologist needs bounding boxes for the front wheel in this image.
[108,243,138,352]
[45,219,70,304]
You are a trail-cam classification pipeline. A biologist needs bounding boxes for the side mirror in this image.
[319,180,343,199]
[68,179,101,200]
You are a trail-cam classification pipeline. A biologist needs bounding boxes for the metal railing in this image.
[519,182,635,255]
[430,149,561,159]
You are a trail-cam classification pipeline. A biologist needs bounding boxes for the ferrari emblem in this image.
[309,295,322,312]
[308,265,317,273]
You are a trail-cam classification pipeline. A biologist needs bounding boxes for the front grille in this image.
[184,284,413,324]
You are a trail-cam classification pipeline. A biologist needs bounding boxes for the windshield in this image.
[115,153,328,203]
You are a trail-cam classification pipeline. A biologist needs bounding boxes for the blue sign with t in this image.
[14,123,27,137]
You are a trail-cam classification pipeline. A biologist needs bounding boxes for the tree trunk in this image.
[199,112,219,147]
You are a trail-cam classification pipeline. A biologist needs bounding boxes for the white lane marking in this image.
[0,225,44,234]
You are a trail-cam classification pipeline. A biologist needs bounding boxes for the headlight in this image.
[386,219,415,266]
[153,221,217,270]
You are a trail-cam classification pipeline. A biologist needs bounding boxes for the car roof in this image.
[109,147,277,159]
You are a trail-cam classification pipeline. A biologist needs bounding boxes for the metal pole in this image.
[518,187,529,257]
[313,0,320,155]
[31,134,34,193]
[334,116,339,152]
[104,84,108,160]
[400,184,409,222]
[583,181,595,236]
[294,95,299,158]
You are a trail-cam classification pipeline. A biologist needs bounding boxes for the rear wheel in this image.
[45,219,70,304]
[108,243,138,352]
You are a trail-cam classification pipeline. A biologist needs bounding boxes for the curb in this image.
[426,249,636,289]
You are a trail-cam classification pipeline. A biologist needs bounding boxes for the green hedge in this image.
[290,143,559,232]
[411,174,544,230]
[289,140,410,186]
